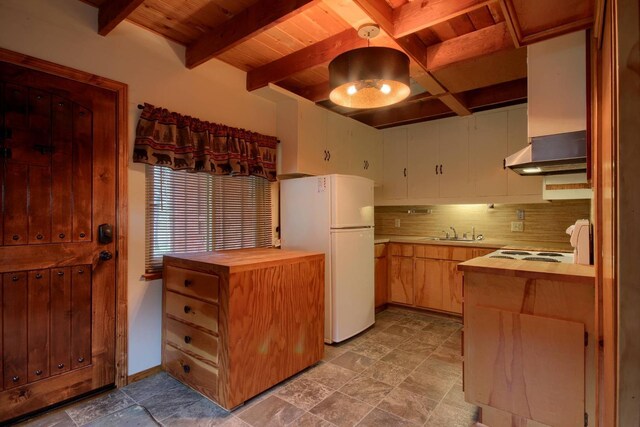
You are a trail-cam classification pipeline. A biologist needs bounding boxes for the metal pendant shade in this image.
[328,47,411,109]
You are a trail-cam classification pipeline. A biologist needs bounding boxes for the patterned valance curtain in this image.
[133,103,278,182]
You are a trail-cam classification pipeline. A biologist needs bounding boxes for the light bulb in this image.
[347,85,358,95]
[380,83,391,94]
[522,167,542,174]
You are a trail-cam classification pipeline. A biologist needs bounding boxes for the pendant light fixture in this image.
[329,24,411,109]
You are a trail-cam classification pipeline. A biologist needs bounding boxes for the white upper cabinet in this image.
[507,106,543,195]
[470,110,509,197]
[273,87,382,181]
[407,122,438,199]
[382,128,408,200]
[528,31,586,138]
[438,117,472,198]
[376,105,542,205]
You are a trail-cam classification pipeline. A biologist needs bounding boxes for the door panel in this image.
[0,61,117,422]
[414,258,442,310]
[2,272,28,389]
[28,270,51,383]
[389,256,413,304]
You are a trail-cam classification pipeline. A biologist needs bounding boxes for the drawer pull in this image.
[12,376,19,382]
[57,363,65,369]
[184,335,192,344]
[183,365,191,374]
[35,369,43,376]
[184,305,192,314]
[77,357,85,363]
[184,279,192,287]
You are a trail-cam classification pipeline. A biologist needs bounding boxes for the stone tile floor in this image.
[17,307,478,427]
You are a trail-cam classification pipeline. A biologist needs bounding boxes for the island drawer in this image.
[165,317,219,365]
[165,266,219,303]
[166,291,218,334]
[164,344,218,400]
[389,243,414,257]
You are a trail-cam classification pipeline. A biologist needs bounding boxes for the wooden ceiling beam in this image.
[426,22,513,71]
[350,98,454,128]
[186,0,318,69]
[393,0,495,38]
[460,78,527,109]
[98,0,145,36]
[499,0,522,47]
[246,28,364,91]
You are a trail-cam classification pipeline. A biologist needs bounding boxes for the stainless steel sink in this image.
[417,236,479,243]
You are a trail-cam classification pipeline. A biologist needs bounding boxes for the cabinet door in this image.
[326,112,350,175]
[442,261,463,314]
[382,128,408,199]
[389,256,413,304]
[298,102,328,176]
[414,258,443,310]
[507,106,543,196]
[439,117,472,198]
[374,255,388,308]
[407,122,439,199]
[470,111,508,196]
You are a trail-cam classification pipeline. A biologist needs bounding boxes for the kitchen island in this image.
[162,248,325,410]
[458,257,595,427]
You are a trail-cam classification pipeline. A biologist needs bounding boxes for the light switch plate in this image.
[511,221,524,232]
[516,209,525,220]
[394,218,401,228]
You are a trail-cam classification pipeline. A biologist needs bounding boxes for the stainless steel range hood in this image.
[505,130,587,175]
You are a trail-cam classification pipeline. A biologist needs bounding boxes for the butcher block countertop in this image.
[164,248,324,273]
[458,256,595,284]
[374,235,573,252]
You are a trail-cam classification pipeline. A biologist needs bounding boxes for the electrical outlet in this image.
[516,209,525,220]
[394,218,401,228]
[511,221,524,232]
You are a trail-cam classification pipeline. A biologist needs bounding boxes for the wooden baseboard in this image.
[127,365,163,384]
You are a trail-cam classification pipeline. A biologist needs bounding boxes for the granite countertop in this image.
[374,234,573,252]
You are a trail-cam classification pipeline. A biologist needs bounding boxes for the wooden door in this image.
[0,62,117,422]
[389,256,413,304]
[442,261,463,314]
[414,258,443,310]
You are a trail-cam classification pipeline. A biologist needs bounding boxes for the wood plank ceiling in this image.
[84,0,594,128]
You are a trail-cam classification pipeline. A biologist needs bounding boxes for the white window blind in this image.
[145,166,272,273]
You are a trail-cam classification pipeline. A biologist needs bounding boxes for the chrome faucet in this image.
[449,226,458,239]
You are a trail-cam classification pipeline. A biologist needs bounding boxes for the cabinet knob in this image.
[12,376,19,382]
[184,305,192,314]
[184,335,192,344]
[184,279,192,287]
[35,369,43,376]
[183,365,191,374]
[77,357,85,363]
[57,363,65,369]
[35,273,43,279]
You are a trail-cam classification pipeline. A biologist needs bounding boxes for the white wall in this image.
[0,0,277,375]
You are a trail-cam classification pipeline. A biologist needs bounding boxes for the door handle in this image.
[439,164,443,174]
[403,168,407,177]
[323,150,327,161]
[435,164,438,175]
[327,151,331,161]
[99,250,113,261]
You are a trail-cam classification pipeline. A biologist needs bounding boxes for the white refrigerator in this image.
[280,174,375,343]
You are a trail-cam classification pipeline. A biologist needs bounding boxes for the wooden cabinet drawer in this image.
[374,243,387,258]
[389,243,413,257]
[166,291,218,334]
[164,344,218,400]
[165,317,219,365]
[165,266,219,303]
[414,244,472,261]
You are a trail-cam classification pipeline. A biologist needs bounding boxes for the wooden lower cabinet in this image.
[389,255,414,305]
[389,243,491,314]
[460,264,596,427]
[162,248,324,410]
[374,244,388,308]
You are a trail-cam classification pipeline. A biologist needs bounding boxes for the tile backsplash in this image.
[375,200,590,244]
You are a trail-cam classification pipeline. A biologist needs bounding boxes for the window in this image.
[145,166,272,274]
